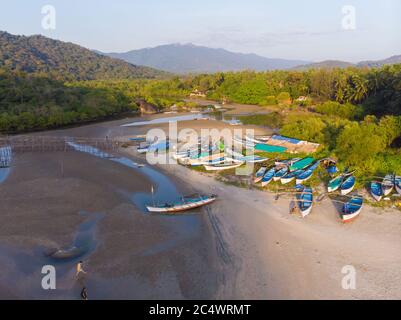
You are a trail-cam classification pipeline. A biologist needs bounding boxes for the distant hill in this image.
[293,56,401,70]
[357,55,401,68]
[101,43,310,74]
[0,31,166,81]
[293,60,354,70]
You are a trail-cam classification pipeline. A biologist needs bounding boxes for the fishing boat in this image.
[245,135,264,144]
[185,152,225,166]
[204,161,244,171]
[327,174,344,193]
[192,157,226,166]
[273,167,288,181]
[137,141,169,154]
[129,136,146,142]
[296,185,313,217]
[340,175,356,195]
[275,158,301,167]
[370,181,384,201]
[327,165,338,175]
[261,168,275,187]
[225,148,269,163]
[382,174,394,196]
[233,136,254,148]
[295,169,313,184]
[341,196,363,222]
[254,166,267,183]
[289,157,314,172]
[146,194,217,213]
[281,169,303,185]
[295,162,320,184]
[395,176,401,195]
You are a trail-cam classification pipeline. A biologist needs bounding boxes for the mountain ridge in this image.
[101,43,310,74]
[0,31,167,80]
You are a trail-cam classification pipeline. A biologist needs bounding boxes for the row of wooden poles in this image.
[0,136,125,166]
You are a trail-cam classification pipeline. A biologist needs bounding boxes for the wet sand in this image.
[0,118,222,299]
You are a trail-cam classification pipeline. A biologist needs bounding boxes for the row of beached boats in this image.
[134,136,397,221]
[253,159,365,222]
[370,174,401,201]
[254,157,319,186]
[327,170,356,195]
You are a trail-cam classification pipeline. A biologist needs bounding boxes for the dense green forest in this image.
[0,69,136,132]
[0,31,166,80]
[1,62,400,177]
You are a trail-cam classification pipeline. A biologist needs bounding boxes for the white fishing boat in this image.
[245,135,263,144]
[382,174,394,196]
[146,194,217,213]
[204,161,244,171]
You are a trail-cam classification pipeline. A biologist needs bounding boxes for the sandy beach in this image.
[1,114,400,299]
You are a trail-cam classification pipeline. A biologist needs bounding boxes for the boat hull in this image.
[370,191,383,202]
[340,185,354,195]
[396,179,401,195]
[341,207,362,222]
[281,176,295,184]
[204,162,243,171]
[300,205,313,218]
[146,197,216,213]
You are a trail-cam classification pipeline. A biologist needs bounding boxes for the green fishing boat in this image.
[289,157,314,171]
[328,175,343,192]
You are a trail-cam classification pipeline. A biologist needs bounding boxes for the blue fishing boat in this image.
[273,167,288,181]
[254,166,267,183]
[340,175,356,195]
[395,176,401,195]
[281,169,303,185]
[370,181,383,201]
[296,185,313,217]
[341,196,363,222]
[261,168,275,187]
[295,161,320,184]
[327,165,337,175]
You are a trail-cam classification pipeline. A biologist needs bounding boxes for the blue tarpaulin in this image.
[271,135,301,145]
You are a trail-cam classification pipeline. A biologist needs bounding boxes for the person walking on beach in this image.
[80,287,88,300]
[76,261,87,277]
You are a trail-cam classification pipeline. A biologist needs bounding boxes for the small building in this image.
[189,89,206,98]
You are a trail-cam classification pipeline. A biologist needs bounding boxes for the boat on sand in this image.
[382,174,395,196]
[370,181,384,201]
[204,161,243,171]
[296,185,313,217]
[340,175,356,195]
[254,166,267,183]
[341,196,363,222]
[261,168,275,187]
[146,194,217,213]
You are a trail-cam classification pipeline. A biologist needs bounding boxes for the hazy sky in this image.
[1,0,400,62]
